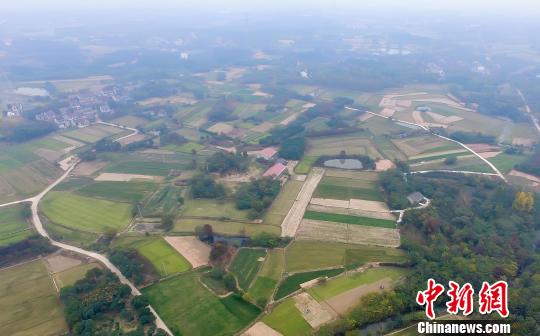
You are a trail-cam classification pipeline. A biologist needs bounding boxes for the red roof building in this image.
[263,163,287,179]
[256,147,278,161]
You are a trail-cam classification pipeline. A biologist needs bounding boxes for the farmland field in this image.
[274,268,344,300]
[143,271,260,336]
[0,260,67,336]
[63,124,122,143]
[308,267,409,301]
[263,180,303,226]
[262,298,312,336]
[295,156,318,174]
[41,191,132,233]
[104,160,183,176]
[306,133,381,158]
[0,204,32,246]
[141,185,184,216]
[488,153,529,174]
[173,218,280,236]
[76,181,157,203]
[137,238,191,276]
[229,248,266,291]
[304,211,396,228]
[52,262,101,288]
[285,241,407,272]
[313,176,382,201]
[181,198,249,219]
[247,249,285,304]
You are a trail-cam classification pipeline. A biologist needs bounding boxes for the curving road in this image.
[96,120,139,142]
[345,107,507,182]
[0,162,172,335]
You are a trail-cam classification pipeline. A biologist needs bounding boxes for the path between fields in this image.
[345,107,507,182]
[96,120,139,142]
[0,162,173,335]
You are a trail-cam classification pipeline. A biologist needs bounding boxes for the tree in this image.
[513,191,534,213]
[444,155,457,165]
[278,137,306,160]
[160,215,174,231]
[223,273,237,292]
[190,174,226,199]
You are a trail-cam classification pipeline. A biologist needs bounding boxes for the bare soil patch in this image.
[412,110,425,125]
[208,122,235,135]
[358,112,374,121]
[310,198,349,209]
[94,173,156,182]
[349,199,389,212]
[467,143,500,152]
[45,254,83,273]
[512,137,534,146]
[380,108,396,117]
[73,160,108,176]
[294,292,336,328]
[296,219,399,247]
[252,122,275,133]
[242,322,283,336]
[58,155,77,171]
[375,159,395,171]
[164,236,211,268]
[33,148,63,163]
[308,204,396,221]
[53,135,85,148]
[118,133,146,146]
[426,111,463,124]
[509,170,540,184]
[325,278,393,314]
[478,151,502,159]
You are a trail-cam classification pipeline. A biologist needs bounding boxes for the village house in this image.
[263,162,287,179]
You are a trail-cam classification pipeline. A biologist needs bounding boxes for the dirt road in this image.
[281,168,324,237]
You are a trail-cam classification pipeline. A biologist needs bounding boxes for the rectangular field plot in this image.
[0,204,32,246]
[41,191,132,233]
[63,124,122,143]
[274,268,344,300]
[306,134,381,158]
[134,238,191,276]
[174,218,280,236]
[285,241,407,273]
[104,160,184,176]
[0,260,67,336]
[53,262,101,288]
[304,211,395,228]
[143,271,260,336]
[229,248,266,291]
[76,181,157,203]
[313,176,382,201]
[181,198,249,220]
[263,180,303,226]
[391,135,457,158]
[295,156,318,174]
[140,185,184,216]
[247,249,285,305]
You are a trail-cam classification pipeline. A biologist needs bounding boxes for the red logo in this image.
[416,278,445,320]
[417,280,509,319]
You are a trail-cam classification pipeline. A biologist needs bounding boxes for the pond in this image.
[323,158,363,170]
[14,87,50,97]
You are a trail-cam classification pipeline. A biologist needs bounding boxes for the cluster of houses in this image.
[35,87,122,128]
[4,103,23,117]
[254,147,289,181]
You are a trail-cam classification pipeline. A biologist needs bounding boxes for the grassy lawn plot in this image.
[0,260,67,336]
[104,160,182,176]
[295,156,318,174]
[140,185,184,216]
[247,249,285,305]
[308,267,410,301]
[76,181,157,203]
[174,218,280,236]
[41,192,132,233]
[313,176,382,201]
[229,248,267,291]
[488,153,529,174]
[274,268,344,300]
[143,271,260,336]
[286,241,408,272]
[304,211,396,228]
[181,198,249,220]
[263,180,303,226]
[262,298,312,336]
[137,238,191,276]
[0,204,32,246]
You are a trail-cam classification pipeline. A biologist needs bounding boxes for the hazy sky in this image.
[2,0,539,14]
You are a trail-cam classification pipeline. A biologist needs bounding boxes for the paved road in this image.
[0,162,172,335]
[281,168,324,237]
[345,107,507,182]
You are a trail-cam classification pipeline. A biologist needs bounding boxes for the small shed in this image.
[407,192,426,205]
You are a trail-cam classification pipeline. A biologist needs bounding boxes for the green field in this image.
[41,191,132,233]
[488,153,529,174]
[262,298,312,336]
[246,249,285,304]
[0,204,32,246]
[295,156,318,174]
[105,161,183,176]
[0,260,67,336]
[308,267,410,301]
[181,198,249,220]
[229,248,267,291]
[304,211,396,228]
[286,241,408,272]
[263,180,303,225]
[174,218,280,236]
[137,238,191,276]
[76,181,157,203]
[53,262,101,288]
[165,142,205,154]
[63,124,122,143]
[143,271,260,336]
[141,185,184,216]
[314,176,382,201]
[274,268,344,300]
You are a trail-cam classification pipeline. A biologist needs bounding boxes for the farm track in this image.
[281,168,324,237]
[0,162,173,335]
[516,89,540,137]
[346,107,507,182]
